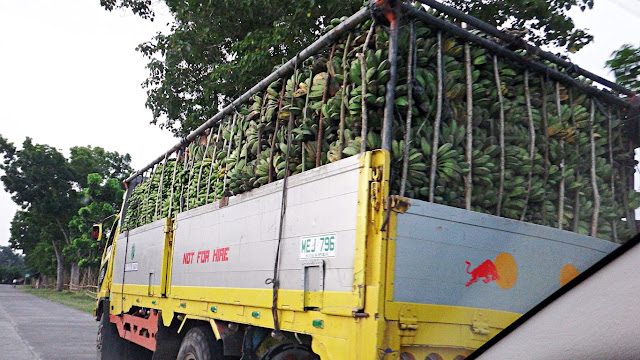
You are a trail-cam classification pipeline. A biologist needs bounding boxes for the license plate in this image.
[300,234,337,259]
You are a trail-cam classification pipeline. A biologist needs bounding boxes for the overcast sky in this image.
[0,0,638,247]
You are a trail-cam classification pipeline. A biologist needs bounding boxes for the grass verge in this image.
[19,286,95,314]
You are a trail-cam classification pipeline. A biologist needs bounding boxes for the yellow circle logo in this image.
[559,264,580,286]
[465,252,518,289]
[494,253,518,290]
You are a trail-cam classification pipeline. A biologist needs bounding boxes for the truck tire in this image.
[97,311,127,360]
[176,326,222,360]
[97,308,153,360]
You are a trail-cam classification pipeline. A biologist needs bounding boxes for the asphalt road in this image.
[0,284,97,360]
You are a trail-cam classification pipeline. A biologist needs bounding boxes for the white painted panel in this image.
[113,218,166,288]
[171,155,361,293]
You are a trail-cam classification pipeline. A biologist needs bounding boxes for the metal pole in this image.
[416,0,633,97]
[381,4,399,152]
[402,5,630,110]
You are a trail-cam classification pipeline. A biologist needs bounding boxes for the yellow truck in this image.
[94,1,637,359]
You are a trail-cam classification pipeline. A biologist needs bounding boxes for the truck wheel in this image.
[176,326,222,360]
[97,311,127,360]
[97,310,153,360]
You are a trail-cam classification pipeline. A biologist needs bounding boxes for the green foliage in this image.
[444,0,594,52]
[0,245,24,268]
[0,245,25,282]
[67,173,126,269]
[99,1,595,136]
[606,44,640,93]
[69,146,132,188]
[0,135,132,288]
[103,0,363,135]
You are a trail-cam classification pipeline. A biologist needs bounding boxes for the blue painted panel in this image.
[393,199,618,314]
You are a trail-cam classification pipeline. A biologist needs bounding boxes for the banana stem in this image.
[428,31,443,203]
[316,45,337,167]
[607,109,618,242]
[257,91,269,159]
[338,33,353,159]
[520,70,536,221]
[185,138,200,211]
[400,21,416,197]
[493,55,505,216]
[270,81,287,182]
[360,23,375,154]
[589,99,600,236]
[222,113,239,193]
[154,154,168,220]
[555,80,565,230]
[213,118,232,198]
[539,76,550,225]
[464,41,473,211]
[168,150,180,218]
[143,165,156,224]
[205,126,223,203]
[302,66,313,171]
[569,89,580,232]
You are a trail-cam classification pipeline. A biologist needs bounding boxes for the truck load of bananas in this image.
[122,10,639,243]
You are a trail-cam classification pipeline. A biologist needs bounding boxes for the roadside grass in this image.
[19,286,95,314]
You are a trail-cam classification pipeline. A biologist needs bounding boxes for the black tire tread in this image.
[177,326,222,360]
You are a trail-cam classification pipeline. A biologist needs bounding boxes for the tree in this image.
[444,0,594,52]
[0,245,24,268]
[100,0,595,136]
[102,0,363,135]
[65,146,131,284]
[0,245,25,283]
[9,212,57,283]
[67,174,126,273]
[1,137,76,291]
[68,146,131,189]
[605,44,640,94]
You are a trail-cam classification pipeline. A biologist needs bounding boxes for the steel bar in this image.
[416,0,633,97]
[381,6,399,152]
[126,6,371,183]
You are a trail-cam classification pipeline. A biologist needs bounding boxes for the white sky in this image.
[0,0,638,247]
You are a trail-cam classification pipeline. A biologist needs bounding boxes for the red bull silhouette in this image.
[465,259,499,287]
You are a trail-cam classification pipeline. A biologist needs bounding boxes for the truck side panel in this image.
[113,218,167,296]
[392,199,617,313]
[169,156,362,309]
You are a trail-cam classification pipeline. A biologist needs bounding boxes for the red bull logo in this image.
[465,260,499,287]
[465,253,518,289]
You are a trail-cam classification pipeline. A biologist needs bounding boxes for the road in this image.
[0,284,97,360]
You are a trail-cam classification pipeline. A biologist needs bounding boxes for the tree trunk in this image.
[70,263,80,290]
[54,217,81,289]
[51,240,64,292]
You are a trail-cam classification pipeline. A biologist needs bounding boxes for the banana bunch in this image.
[122,14,636,242]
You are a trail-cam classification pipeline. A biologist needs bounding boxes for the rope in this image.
[268,55,300,339]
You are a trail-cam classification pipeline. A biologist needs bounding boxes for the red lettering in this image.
[211,247,230,262]
[182,252,195,264]
[197,250,210,263]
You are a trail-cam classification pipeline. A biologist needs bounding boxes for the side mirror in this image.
[92,224,103,242]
